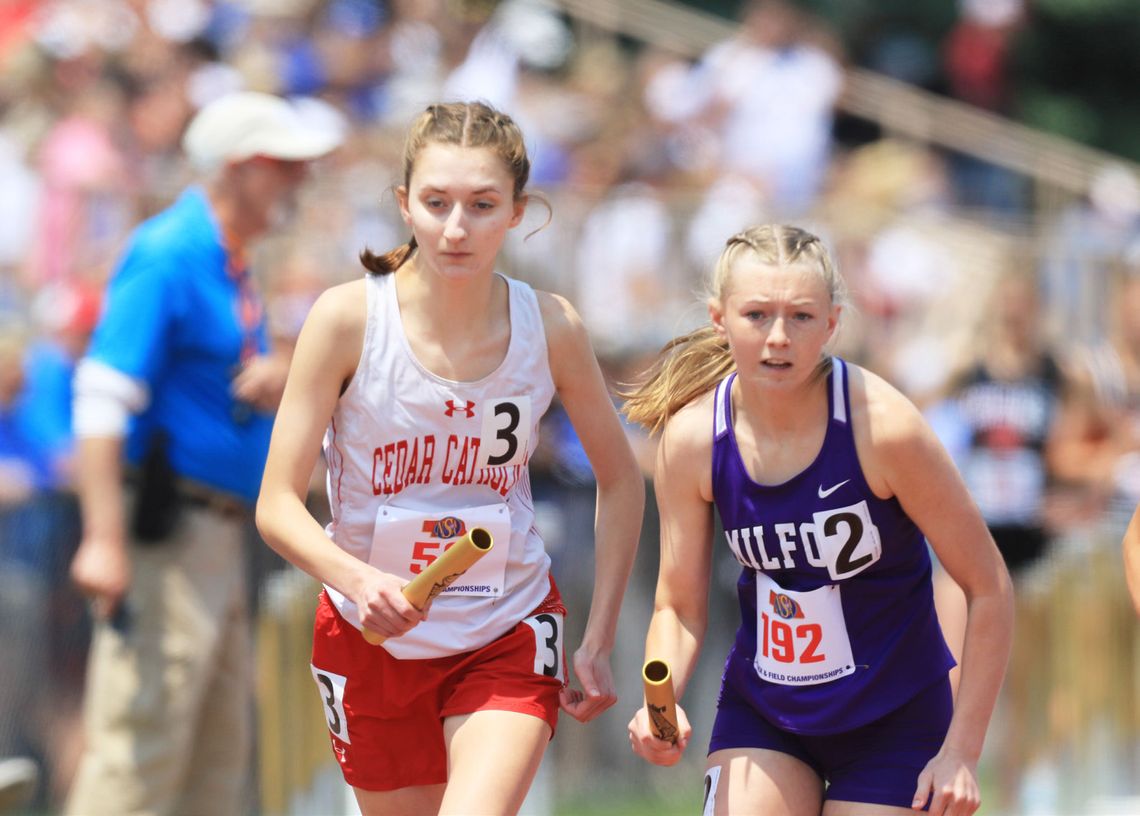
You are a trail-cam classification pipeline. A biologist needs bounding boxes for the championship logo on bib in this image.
[753,573,856,686]
[370,503,512,597]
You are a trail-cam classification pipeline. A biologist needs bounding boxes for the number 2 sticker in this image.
[813,500,882,581]
[476,397,531,468]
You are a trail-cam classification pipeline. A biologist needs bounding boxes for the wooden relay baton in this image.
[363,527,494,645]
[643,658,679,744]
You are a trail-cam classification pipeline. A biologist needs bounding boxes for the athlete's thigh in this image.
[440,709,552,816]
[823,798,917,816]
[705,747,824,816]
[818,679,953,812]
[353,783,446,816]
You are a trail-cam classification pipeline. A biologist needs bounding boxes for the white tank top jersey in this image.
[322,271,557,659]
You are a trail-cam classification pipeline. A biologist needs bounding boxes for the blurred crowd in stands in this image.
[2,0,1140,812]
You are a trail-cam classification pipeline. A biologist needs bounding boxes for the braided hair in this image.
[622,225,847,433]
[360,101,532,275]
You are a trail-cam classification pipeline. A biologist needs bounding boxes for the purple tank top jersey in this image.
[712,359,955,735]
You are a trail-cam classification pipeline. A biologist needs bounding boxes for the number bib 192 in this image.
[753,572,856,686]
[370,503,512,597]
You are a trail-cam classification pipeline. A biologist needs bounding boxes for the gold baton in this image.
[643,658,679,744]
[362,527,494,645]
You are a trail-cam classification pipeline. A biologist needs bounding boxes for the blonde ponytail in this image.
[621,326,735,434]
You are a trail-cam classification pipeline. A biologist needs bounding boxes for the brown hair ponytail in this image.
[360,236,417,276]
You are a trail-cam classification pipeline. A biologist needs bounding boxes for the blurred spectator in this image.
[8,280,98,809]
[1040,164,1140,347]
[944,270,1076,568]
[682,0,844,216]
[440,0,521,112]
[942,0,1028,212]
[0,322,55,559]
[573,177,675,357]
[0,322,59,808]
[1058,269,1140,523]
[928,267,1079,812]
[823,139,969,403]
[944,0,1024,113]
[0,131,40,283]
[24,81,132,288]
[382,0,448,122]
[23,281,103,487]
[64,91,340,816]
[440,0,573,115]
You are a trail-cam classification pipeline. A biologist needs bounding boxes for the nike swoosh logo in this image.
[817,479,850,499]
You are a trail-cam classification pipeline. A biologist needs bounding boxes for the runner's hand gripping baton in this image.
[362,527,494,645]
[643,659,679,744]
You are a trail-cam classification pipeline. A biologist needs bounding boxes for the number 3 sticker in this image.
[524,612,564,682]
[476,397,531,468]
[310,665,351,743]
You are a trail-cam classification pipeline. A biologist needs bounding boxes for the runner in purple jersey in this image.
[623,225,1013,816]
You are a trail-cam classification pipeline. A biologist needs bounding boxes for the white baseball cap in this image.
[182,91,344,170]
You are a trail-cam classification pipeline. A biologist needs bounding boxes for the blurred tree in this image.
[1011,0,1140,162]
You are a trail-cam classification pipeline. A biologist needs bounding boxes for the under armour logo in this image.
[444,399,475,418]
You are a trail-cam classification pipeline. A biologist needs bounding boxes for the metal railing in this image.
[556,0,1140,198]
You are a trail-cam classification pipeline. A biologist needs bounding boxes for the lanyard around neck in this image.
[222,230,263,363]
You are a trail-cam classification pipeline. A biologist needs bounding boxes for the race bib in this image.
[753,572,855,686]
[370,503,511,597]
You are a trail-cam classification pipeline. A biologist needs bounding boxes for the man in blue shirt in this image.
[66,91,341,816]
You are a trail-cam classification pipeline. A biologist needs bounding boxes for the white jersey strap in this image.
[831,358,847,425]
[714,373,734,439]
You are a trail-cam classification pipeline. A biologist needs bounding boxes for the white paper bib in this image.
[753,572,856,686]
[369,502,511,597]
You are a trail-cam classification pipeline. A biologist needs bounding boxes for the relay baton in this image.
[643,658,679,744]
[362,527,494,645]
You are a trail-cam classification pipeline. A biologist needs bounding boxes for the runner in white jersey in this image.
[256,101,644,816]
[321,269,557,659]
